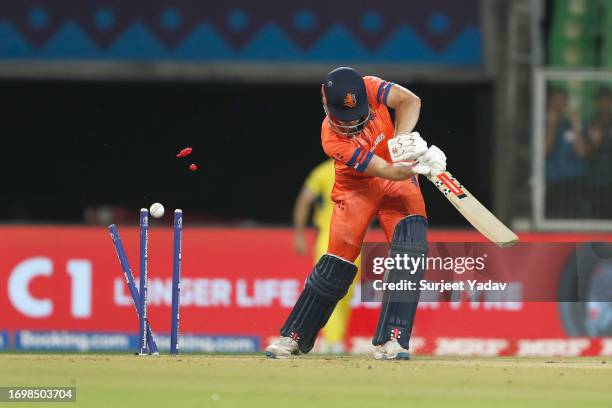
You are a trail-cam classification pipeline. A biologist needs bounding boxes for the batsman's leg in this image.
[266,188,378,358]
[372,215,428,360]
[266,254,357,358]
[316,224,359,354]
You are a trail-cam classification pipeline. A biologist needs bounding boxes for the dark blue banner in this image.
[0,1,481,64]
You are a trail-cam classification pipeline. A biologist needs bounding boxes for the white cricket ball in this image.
[149,203,165,218]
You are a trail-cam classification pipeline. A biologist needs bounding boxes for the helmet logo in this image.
[343,93,357,108]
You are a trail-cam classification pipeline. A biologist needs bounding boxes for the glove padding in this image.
[411,145,447,177]
[388,132,428,162]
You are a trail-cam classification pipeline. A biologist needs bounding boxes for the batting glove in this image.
[388,132,428,162]
[413,145,447,177]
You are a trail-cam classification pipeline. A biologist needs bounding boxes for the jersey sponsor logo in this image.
[371,133,385,151]
[437,173,467,199]
[343,93,357,108]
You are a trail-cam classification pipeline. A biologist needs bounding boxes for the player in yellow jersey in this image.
[293,158,359,353]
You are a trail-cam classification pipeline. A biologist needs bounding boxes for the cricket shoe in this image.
[265,337,299,359]
[373,345,387,360]
[373,339,410,360]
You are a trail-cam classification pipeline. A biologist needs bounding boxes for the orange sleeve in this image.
[364,76,395,108]
[322,127,374,173]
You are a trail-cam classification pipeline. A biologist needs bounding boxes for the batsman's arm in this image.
[386,84,421,135]
[363,154,416,181]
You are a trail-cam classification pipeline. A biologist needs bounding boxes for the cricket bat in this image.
[427,171,518,248]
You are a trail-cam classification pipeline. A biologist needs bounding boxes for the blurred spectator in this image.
[545,87,590,218]
[585,87,612,218]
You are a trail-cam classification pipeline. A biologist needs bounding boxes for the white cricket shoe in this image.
[373,338,410,360]
[373,345,387,360]
[265,337,299,359]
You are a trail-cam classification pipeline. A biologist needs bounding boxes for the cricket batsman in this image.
[266,67,446,360]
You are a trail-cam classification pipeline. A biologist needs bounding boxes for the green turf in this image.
[0,354,611,407]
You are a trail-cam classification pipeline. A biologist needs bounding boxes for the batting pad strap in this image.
[307,255,357,300]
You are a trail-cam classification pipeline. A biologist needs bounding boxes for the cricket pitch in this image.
[1,354,611,407]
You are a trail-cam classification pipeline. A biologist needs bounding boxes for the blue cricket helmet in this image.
[322,67,371,136]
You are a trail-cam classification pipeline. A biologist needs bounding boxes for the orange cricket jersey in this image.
[321,76,426,260]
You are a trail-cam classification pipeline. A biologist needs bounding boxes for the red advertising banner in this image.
[1,226,611,355]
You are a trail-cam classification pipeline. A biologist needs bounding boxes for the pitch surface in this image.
[1,354,611,407]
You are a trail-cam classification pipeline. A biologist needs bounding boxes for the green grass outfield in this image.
[1,354,611,407]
